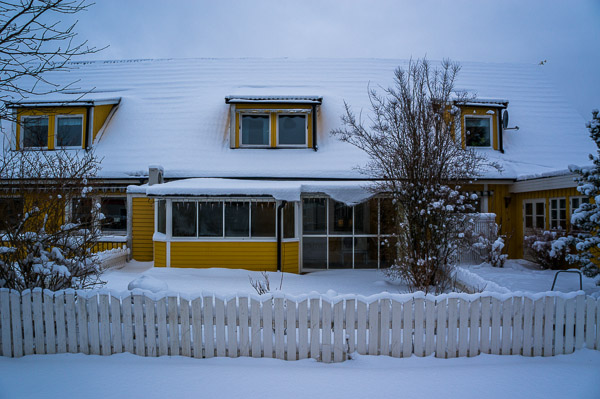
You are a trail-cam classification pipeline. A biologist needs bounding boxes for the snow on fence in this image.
[0,289,598,362]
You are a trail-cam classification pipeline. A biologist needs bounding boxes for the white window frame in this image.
[20,115,49,150]
[276,113,308,148]
[570,196,589,215]
[523,199,546,233]
[239,113,271,148]
[164,198,283,242]
[54,114,84,149]
[464,115,493,149]
[300,196,382,271]
[549,197,567,230]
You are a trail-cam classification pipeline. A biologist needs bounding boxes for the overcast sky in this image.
[66,0,599,119]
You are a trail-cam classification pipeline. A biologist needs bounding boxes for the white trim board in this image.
[510,174,577,194]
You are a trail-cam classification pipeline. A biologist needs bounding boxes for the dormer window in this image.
[278,114,306,146]
[55,115,84,148]
[241,114,270,146]
[225,95,322,149]
[465,116,491,147]
[22,116,49,149]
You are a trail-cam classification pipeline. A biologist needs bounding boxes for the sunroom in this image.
[134,178,401,273]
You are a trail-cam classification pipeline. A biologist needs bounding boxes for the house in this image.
[0,58,593,272]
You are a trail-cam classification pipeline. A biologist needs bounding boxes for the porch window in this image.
[172,201,197,237]
[225,201,250,237]
[301,197,384,270]
[22,116,49,149]
[198,202,223,237]
[250,202,275,237]
[157,200,166,234]
[465,116,491,147]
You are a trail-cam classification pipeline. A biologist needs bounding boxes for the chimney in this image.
[148,165,164,186]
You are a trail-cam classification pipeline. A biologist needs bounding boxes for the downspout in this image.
[312,104,317,151]
[277,200,287,272]
[498,107,504,153]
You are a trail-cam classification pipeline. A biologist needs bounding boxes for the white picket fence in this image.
[1,289,599,362]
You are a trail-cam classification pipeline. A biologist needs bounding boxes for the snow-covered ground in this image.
[1,351,598,399]
[102,261,408,296]
[101,259,600,297]
[458,259,600,297]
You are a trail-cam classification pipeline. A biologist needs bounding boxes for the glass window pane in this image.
[354,199,378,235]
[536,202,544,216]
[380,198,398,235]
[354,237,378,269]
[380,236,398,268]
[101,198,127,231]
[536,216,544,228]
[278,115,306,145]
[22,117,48,148]
[56,116,83,147]
[525,203,532,216]
[329,237,353,268]
[559,199,566,209]
[525,215,533,229]
[302,198,327,235]
[173,201,197,237]
[302,237,327,269]
[72,198,92,226]
[241,115,269,145]
[330,200,352,235]
[157,200,166,234]
[251,202,275,237]
[225,201,249,237]
[198,202,223,237]
[465,117,491,147]
[283,202,295,238]
[0,197,24,230]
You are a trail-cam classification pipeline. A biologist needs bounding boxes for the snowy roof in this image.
[132,178,376,205]
[1,58,593,180]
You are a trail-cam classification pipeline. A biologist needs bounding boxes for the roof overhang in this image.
[6,97,121,108]
[454,98,509,108]
[225,95,322,104]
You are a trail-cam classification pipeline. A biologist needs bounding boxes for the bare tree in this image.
[0,0,101,123]
[0,149,104,291]
[333,58,498,293]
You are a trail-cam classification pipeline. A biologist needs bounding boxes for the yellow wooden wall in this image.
[132,197,154,261]
[154,241,167,267]
[92,104,115,141]
[166,241,299,272]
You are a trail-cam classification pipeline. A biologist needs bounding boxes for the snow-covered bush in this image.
[332,58,499,294]
[563,110,600,281]
[472,222,508,268]
[524,230,571,270]
[0,150,104,291]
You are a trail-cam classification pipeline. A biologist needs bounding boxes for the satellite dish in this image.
[502,110,509,129]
